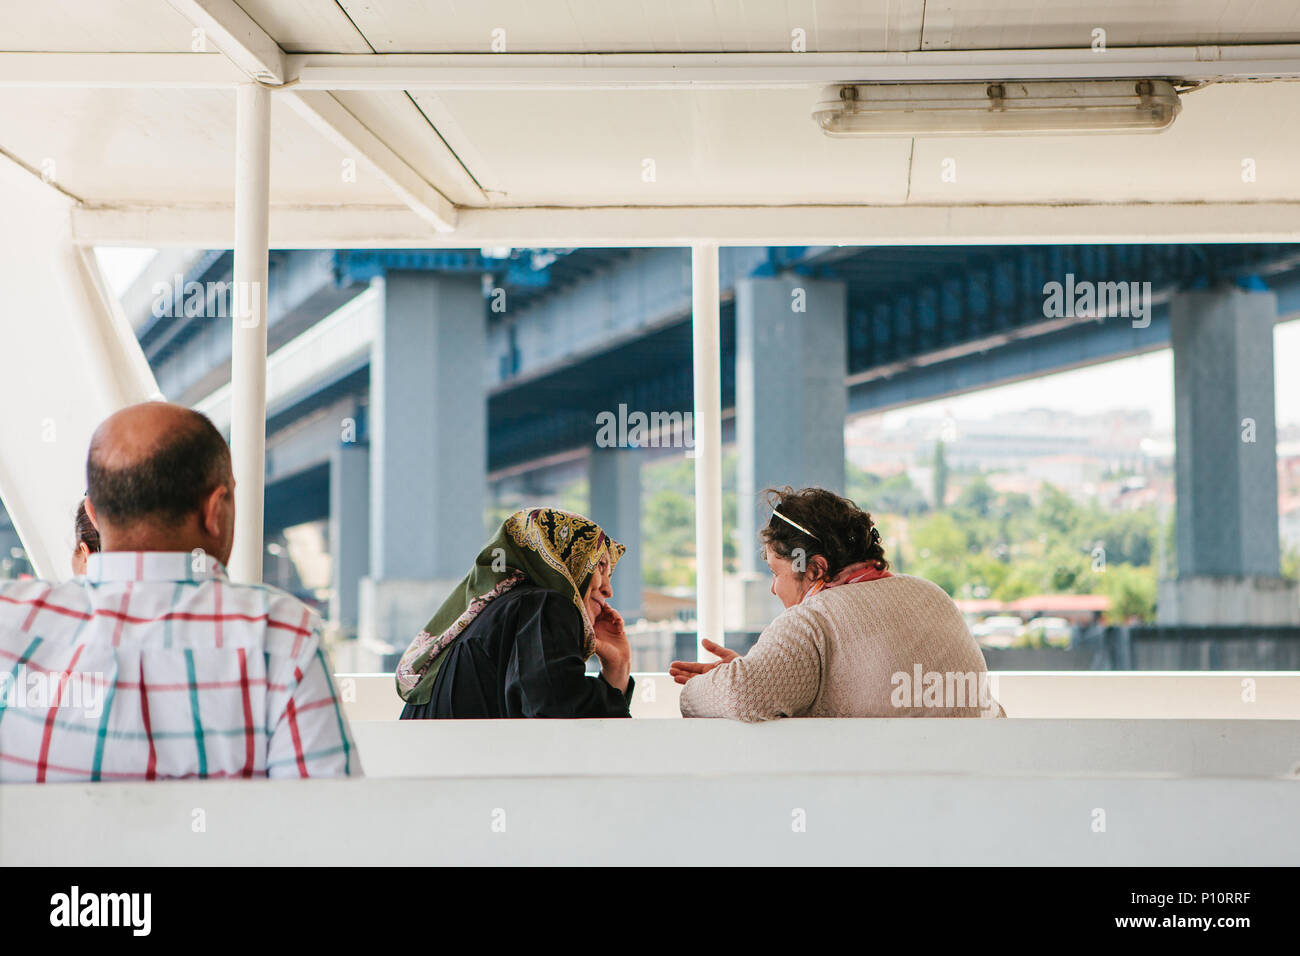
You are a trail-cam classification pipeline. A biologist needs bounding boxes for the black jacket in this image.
[400,583,634,719]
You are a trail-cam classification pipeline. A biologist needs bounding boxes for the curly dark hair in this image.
[75,497,101,554]
[758,486,888,582]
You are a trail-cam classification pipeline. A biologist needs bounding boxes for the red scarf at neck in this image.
[801,561,891,603]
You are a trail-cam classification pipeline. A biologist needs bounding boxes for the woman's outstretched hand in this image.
[668,637,739,685]
[592,601,631,694]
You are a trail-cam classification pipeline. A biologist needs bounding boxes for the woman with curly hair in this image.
[671,486,1004,721]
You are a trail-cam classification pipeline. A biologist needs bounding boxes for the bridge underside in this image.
[173,240,1300,641]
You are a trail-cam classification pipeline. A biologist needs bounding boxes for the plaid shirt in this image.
[0,551,360,782]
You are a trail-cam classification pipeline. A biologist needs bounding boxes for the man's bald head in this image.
[87,403,232,531]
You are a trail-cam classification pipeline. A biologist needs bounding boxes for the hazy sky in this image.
[880,323,1300,432]
[97,247,1300,431]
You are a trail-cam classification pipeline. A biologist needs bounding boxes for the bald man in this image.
[0,402,360,782]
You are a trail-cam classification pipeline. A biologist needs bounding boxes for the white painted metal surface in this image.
[4,771,1298,866]
[70,200,1300,250]
[335,671,1300,722]
[0,159,160,579]
[346,717,1300,780]
[228,82,270,583]
[165,0,286,84]
[286,46,1300,90]
[281,90,458,231]
[691,243,724,659]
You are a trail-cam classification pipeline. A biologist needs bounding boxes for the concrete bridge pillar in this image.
[588,447,644,621]
[1158,285,1299,625]
[360,272,488,652]
[733,276,847,628]
[329,439,369,634]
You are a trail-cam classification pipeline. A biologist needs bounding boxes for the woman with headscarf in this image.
[396,507,634,719]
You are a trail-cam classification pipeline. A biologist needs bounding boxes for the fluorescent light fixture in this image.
[813,79,1181,137]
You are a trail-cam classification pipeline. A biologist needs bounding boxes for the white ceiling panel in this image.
[330,90,484,204]
[235,0,374,53]
[0,0,209,53]
[3,0,1299,244]
[235,0,1300,55]
[417,87,915,205]
[0,87,399,205]
[920,0,1300,51]
[334,0,926,53]
[907,82,1300,204]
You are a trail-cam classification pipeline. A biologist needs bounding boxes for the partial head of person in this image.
[759,486,888,608]
[71,496,101,576]
[494,508,623,632]
[396,506,625,704]
[83,402,235,567]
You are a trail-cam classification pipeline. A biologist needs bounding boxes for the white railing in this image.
[346,716,1300,781]
[336,670,1300,722]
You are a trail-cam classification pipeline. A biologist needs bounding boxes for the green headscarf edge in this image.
[394,508,625,706]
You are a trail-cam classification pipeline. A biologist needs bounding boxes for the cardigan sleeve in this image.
[679,607,822,721]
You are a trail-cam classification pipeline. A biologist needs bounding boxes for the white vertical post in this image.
[692,243,724,660]
[229,83,271,584]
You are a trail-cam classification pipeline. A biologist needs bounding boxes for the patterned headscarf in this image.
[395,508,625,705]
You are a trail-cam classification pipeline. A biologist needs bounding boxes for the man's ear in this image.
[200,484,229,537]
[84,497,99,528]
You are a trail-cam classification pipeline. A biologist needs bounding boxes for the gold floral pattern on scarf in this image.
[505,508,625,638]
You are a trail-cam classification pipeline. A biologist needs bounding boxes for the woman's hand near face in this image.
[668,637,738,684]
[592,601,631,693]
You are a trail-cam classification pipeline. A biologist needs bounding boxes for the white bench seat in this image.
[4,769,1298,866]
[336,671,1300,721]
[346,717,1300,780]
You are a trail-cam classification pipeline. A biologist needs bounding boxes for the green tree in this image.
[911,512,967,565]
[848,463,928,515]
[1282,547,1299,583]
[1036,484,1080,541]
[954,475,995,520]
[1098,563,1157,622]
[1090,508,1158,568]
[994,560,1050,602]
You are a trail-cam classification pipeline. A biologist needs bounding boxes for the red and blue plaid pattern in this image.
[0,552,360,782]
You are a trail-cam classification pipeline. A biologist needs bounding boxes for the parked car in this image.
[1025,616,1073,647]
[971,615,1024,648]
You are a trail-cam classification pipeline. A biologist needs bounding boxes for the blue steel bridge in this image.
[5,241,1297,645]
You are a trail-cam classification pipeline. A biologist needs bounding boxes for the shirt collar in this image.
[84,551,230,585]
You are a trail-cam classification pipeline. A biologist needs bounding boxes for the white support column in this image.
[0,157,160,578]
[692,243,724,660]
[229,83,271,583]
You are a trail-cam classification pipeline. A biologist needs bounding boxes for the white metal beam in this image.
[5,46,1300,90]
[229,84,272,585]
[691,243,724,661]
[0,160,161,580]
[282,91,458,233]
[71,201,1300,249]
[0,52,245,88]
[286,46,1300,91]
[166,0,286,85]
[164,0,460,234]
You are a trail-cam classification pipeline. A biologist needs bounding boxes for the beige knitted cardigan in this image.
[680,574,1006,721]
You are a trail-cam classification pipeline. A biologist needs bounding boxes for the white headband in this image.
[771,507,820,541]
